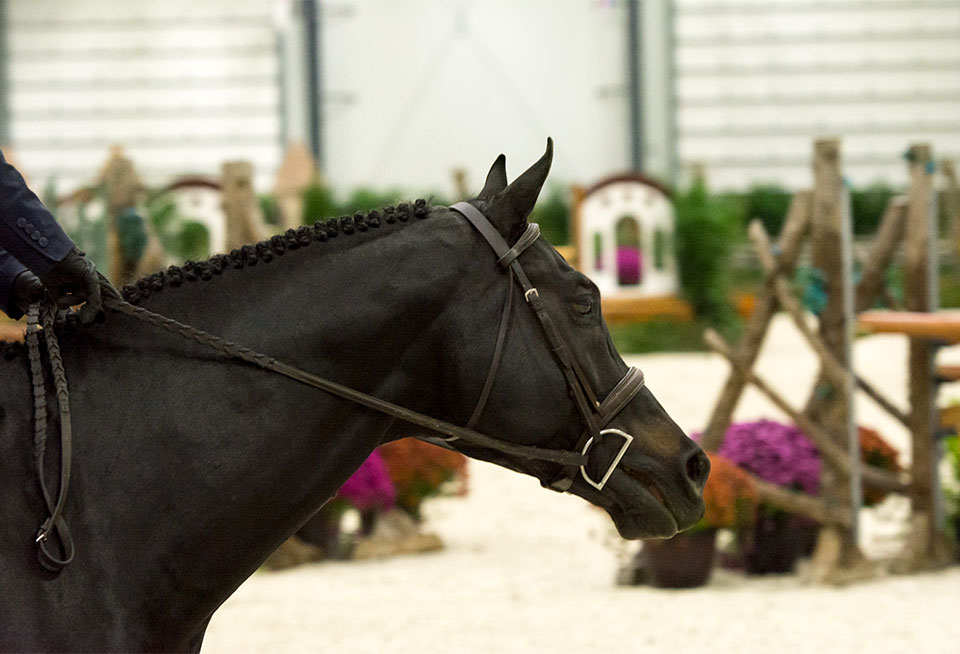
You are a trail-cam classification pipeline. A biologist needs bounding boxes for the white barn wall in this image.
[674,0,960,190]
[4,0,958,198]
[5,0,282,191]
[320,0,631,198]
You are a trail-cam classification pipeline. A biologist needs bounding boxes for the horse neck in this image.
[65,215,480,642]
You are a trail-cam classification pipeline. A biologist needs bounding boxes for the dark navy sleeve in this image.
[0,149,74,277]
[0,246,29,319]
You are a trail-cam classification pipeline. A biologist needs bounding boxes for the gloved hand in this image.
[39,247,102,323]
[12,270,44,314]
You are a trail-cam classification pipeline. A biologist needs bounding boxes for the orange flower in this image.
[700,454,758,530]
[859,427,901,506]
[379,439,468,517]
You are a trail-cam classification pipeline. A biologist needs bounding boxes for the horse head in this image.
[438,139,708,539]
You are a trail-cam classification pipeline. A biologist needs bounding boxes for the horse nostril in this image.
[684,449,710,493]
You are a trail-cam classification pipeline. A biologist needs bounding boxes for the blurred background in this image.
[2,0,959,337]
[2,2,960,652]
[4,0,957,192]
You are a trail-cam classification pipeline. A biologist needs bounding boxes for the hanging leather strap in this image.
[26,302,75,572]
[451,202,602,436]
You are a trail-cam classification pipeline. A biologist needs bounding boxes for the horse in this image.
[0,140,708,652]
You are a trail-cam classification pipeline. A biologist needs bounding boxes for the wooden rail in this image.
[858,310,960,343]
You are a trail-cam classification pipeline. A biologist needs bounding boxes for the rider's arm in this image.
[0,247,29,319]
[0,149,75,277]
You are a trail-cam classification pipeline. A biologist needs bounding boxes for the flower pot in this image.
[640,529,718,588]
[744,515,815,575]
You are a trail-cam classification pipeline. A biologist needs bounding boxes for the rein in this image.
[26,302,75,571]
[102,297,589,468]
[26,202,644,570]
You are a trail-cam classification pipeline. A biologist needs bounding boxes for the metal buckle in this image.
[524,288,539,303]
[579,428,633,491]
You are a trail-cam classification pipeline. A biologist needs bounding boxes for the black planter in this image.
[744,515,817,575]
[640,529,718,588]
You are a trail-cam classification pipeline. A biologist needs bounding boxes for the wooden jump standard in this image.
[701,140,952,581]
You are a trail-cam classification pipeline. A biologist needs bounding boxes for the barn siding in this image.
[5,0,281,190]
[3,1,958,195]
[674,0,960,189]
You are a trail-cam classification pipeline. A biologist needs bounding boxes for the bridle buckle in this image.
[580,428,633,491]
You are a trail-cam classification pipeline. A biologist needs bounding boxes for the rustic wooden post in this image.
[749,220,909,429]
[274,143,316,230]
[100,146,144,285]
[895,144,953,571]
[699,191,811,451]
[805,138,874,584]
[222,161,268,251]
[855,196,907,312]
[452,167,470,201]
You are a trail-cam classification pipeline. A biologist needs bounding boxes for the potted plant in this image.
[635,453,758,588]
[378,438,468,520]
[714,420,820,573]
[943,434,960,557]
[264,450,397,569]
[858,426,904,506]
[715,420,903,574]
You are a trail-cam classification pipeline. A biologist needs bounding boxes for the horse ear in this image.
[489,138,553,236]
[478,154,507,201]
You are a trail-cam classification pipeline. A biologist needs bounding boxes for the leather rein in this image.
[26,202,645,571]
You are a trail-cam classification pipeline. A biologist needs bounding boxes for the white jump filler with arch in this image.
[571,174,690,322]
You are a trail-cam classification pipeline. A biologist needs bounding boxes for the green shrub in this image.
[851,183,897,235]
[301,183,339,225]
[674,178,739,324]
[529,184,570,245]
[146,197,211,262]
[744,185,792,236]
[339,187,406,216]
[259,194,281,226]
[176,221,211,261]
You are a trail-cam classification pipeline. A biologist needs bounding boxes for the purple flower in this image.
[694,420,821,495]
[336,450,397,511]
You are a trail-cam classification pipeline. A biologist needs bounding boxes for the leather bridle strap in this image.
[451,201,646,493]
[597,366,646,426]
[26,302,76,571]
[465,268,515,430]
[102,296,587,469]
[451,202,602,436]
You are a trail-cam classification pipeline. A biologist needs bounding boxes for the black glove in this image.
[12,270,44,314]
[39,247,102,323]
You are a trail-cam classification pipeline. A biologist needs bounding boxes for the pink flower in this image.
[336,450,397,511]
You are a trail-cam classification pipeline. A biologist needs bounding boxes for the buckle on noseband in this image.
[580,428,634,491]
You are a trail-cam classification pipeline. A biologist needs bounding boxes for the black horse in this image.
[0,141,707,652]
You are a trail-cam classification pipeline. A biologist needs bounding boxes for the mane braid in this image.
[120,199,431,305]
[0,199,432,363]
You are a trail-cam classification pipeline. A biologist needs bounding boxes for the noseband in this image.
[450,202,646,491]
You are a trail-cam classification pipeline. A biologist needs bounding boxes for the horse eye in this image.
[574,297,594,316]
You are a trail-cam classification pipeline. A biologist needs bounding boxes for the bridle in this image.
[450,202,646,492]
[26,202,645,571]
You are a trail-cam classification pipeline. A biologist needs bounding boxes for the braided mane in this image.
[122,199,430,304]
[1,199,432,360]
